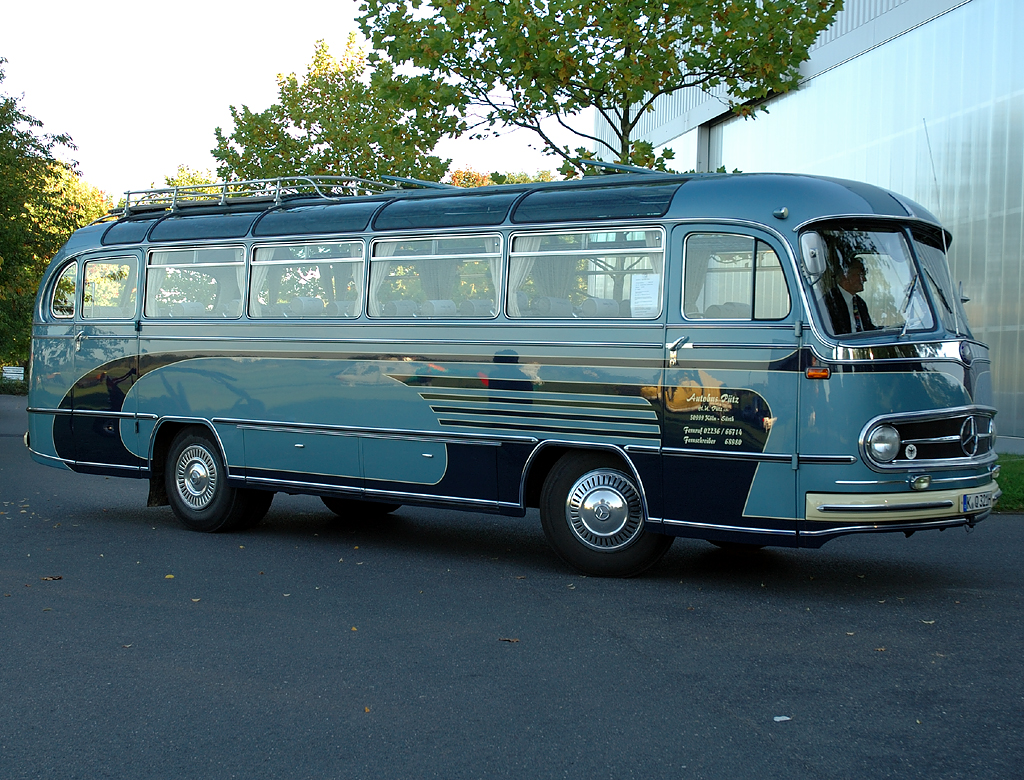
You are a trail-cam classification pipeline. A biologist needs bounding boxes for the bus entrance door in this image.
[657,228,800,543]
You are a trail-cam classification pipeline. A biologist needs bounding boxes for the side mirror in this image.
[800,232,826,280]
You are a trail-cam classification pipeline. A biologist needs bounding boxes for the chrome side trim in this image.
[800,518,968,537]
[815,500,955,513]
[139,334,664,349]
[27,449,73,466]
[799,454,859,464]
[835,479,906,486]
[363,487,497,510]
[215,417,531,446]
[682,342,799,350]
[73,460,144,473]
[662,447,791,463]
[65,409,137,419]
[659,517,797,536]
[27,406,72,416]
[930,474,996,486]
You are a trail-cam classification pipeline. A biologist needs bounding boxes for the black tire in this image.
[539,451,673,577]
[321,496,401,519]
[165,427,269,533]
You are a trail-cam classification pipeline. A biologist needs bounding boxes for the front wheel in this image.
[165,428,271,532]
[539,452,672,577]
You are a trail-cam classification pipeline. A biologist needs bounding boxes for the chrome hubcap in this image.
[176,445,217,510]
[565,469,643,551]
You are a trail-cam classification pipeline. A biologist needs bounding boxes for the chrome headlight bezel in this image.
[867,424,901,463]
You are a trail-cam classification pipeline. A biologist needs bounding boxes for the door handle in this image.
[74,331,85,352]
[666,336,689,367]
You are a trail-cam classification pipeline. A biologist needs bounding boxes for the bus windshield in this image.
[806,225,934,337]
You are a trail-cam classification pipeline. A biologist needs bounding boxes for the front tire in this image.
[165,428,270,532]
[539,452,672,577]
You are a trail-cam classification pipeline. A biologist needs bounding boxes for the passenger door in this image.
[72,254,143,472]
[659,227,801,541]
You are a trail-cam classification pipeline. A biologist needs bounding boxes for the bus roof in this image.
[82,172,941,251]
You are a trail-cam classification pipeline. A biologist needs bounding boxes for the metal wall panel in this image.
[705,0,1023,445]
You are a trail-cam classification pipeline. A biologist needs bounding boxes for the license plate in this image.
[962,491,992,513]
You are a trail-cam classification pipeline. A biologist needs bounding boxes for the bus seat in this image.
[215,299,241,317]
[290,297,326,315]
[170,302,208,317]
[324,301,356,317]
[383,300,419,317]
[531,297,574,317]
[458,299,495,317]
[581,297,620,318]
[703,302,751,320]
[420,299,457,317]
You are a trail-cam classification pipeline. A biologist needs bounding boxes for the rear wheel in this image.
[321,496,401,519]
[539,452,672,577]
[165,427,271,532]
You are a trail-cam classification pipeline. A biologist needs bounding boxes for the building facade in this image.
[615,0,1023,450]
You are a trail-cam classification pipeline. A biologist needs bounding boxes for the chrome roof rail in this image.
[116,175,400,217]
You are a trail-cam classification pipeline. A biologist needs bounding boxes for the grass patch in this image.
[0,377,28,396]
[996,454,1024,513]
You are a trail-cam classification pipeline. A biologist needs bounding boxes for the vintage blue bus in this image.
[26,172,1000,576]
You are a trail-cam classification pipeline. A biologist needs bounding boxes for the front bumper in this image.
[805,480,1001,525]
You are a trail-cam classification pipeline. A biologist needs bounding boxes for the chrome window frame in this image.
[249,238,366,319]
[506,225,666,321]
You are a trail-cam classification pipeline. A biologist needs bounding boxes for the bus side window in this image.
[683,234,790,320]
[51,263,77,319]
[507,228,664,319]
[82,258,138,319]
[368,235,500,318]
[145,247,244,318]
[250,241,363,318]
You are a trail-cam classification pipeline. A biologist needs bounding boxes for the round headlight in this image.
[868,425,901,462]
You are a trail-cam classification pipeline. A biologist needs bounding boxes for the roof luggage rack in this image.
[114,175,401,218]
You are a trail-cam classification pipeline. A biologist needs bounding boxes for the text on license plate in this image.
[962,491,992,512]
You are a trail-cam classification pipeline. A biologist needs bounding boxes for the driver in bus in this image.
[824,257,876,334]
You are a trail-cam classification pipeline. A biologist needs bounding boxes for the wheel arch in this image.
[146,418,226,507]
[520,441,650,519]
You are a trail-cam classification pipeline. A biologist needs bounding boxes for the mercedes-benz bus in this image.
[26,172,1000,576]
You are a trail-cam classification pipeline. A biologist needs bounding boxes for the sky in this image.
[0,0,570,197]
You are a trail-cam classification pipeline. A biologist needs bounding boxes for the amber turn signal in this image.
[805,367,831,380]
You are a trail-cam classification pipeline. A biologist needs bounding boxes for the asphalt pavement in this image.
[2,393,1022,779]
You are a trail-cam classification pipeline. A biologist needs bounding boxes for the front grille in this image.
[862,408,996,469]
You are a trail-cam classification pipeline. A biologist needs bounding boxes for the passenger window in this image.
[82,258,138,319]
[51,263,77,319]
[507,228,663,318]
[683,234,790,320]
[144,247,245,318]
[369,235,500,318]
[250,241,363,318]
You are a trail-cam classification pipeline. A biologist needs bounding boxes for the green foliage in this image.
[1,59,110,365]
[160,164,218,189]
[0,375,28,395]
[212,35,460,182]
[448,168,553,186]
[996,455,1024,513]
[358,0,843,174]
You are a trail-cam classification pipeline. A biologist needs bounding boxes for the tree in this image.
[1,58,109,366]
[358,0,843,175]
[159,164,218,189]
[212,34,461,183]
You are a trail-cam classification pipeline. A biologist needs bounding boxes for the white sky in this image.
[0,0,572,197]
